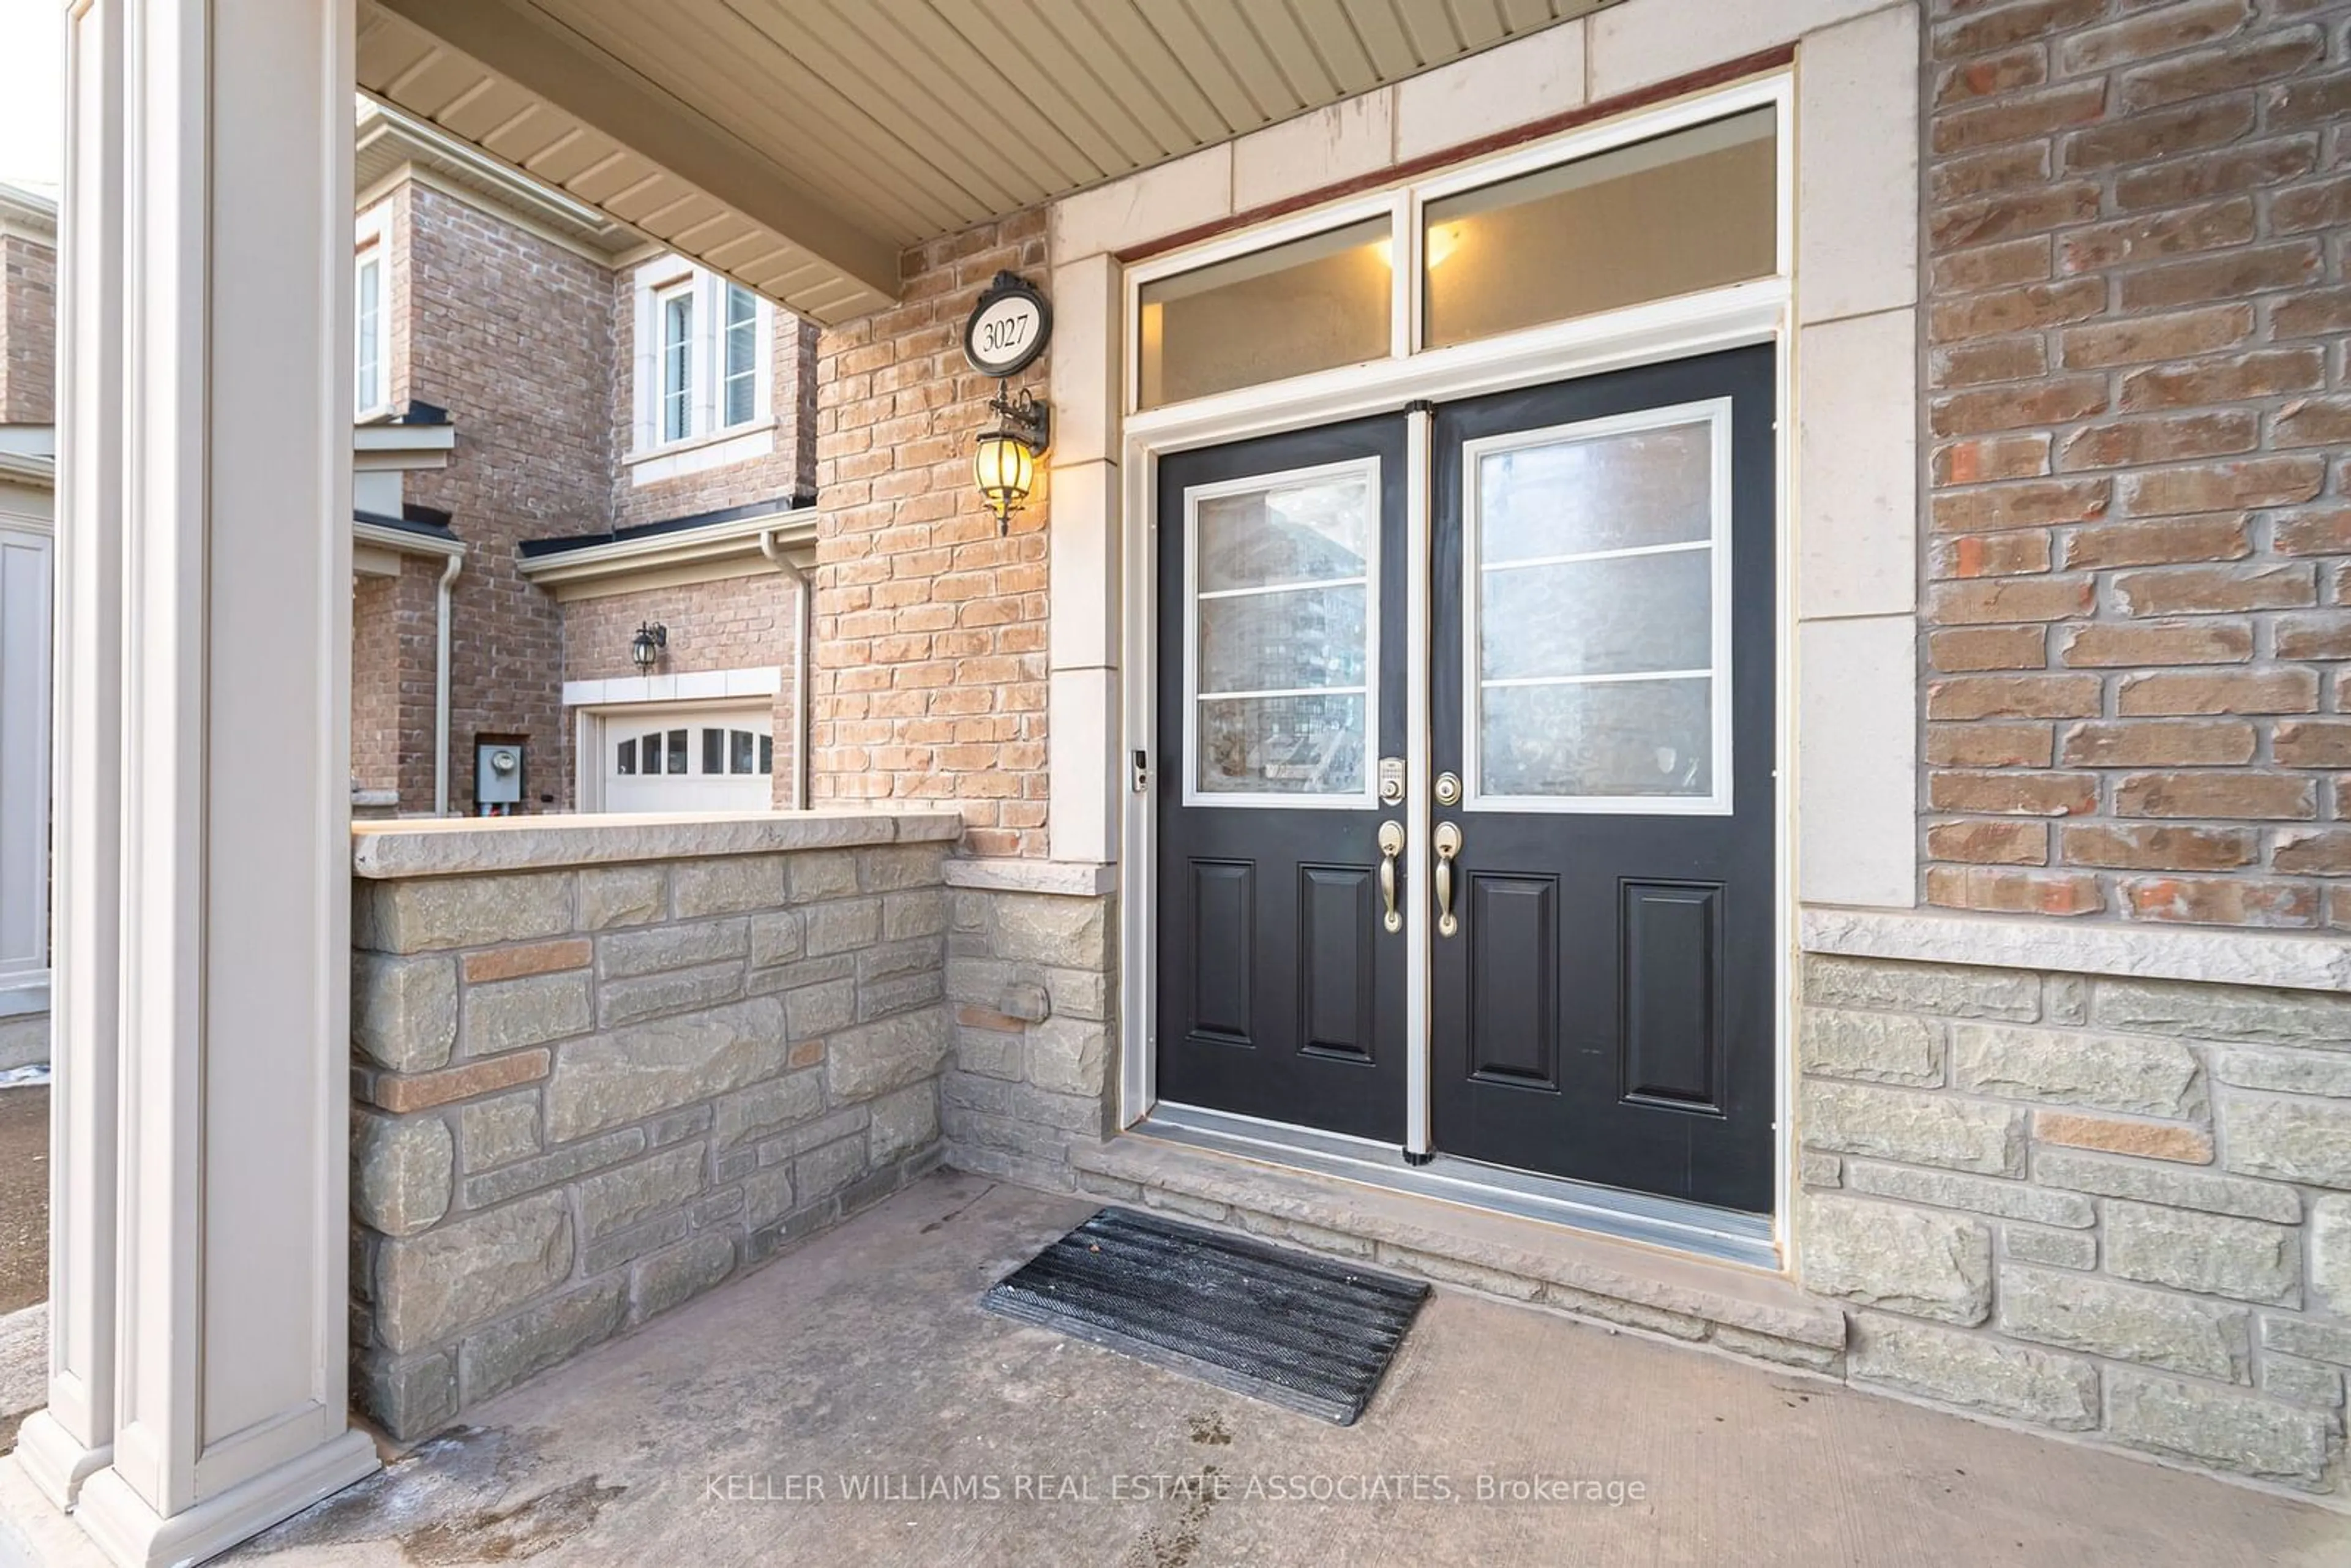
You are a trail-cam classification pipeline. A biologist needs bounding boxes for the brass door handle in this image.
[1377,820,1404,933]
[1434,821,1461,938]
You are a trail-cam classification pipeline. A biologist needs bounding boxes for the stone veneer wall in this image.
[1796,953,2348,1492]
[937,879,1120,1187]
[347,814,957,1439]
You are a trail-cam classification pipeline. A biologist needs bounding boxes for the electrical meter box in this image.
[475,740,525,811]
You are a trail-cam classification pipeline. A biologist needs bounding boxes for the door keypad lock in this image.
[1378,756,1406,805]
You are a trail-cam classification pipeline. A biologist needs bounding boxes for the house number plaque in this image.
[963,271,1052,378]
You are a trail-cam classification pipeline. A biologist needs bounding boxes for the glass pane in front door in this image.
[1187,466,1379,803]
[1466,406,1730,812]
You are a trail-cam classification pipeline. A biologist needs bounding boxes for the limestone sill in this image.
[1802,907,2351,993]
[1071,1136,1842,1355]
[353,809,963,879]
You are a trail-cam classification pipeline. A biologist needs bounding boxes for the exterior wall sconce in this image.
[973,386,1049,535]
[631,621,667,672]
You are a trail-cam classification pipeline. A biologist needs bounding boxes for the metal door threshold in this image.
[1140,1103,1779,1271]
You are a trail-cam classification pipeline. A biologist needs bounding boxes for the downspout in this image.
[758,528,809,811]
[433,549,463,816]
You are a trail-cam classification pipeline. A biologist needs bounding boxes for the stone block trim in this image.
[1072,1135,1844,1374]
[938,885,1118,1188]
[1923,0,2351,929]
[348,832,953,1440]
[1798,953,2350,1492]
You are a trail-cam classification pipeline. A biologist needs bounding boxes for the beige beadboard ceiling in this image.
[359,0,1618,323]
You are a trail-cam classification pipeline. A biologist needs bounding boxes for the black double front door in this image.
[1155,347,1776,1215]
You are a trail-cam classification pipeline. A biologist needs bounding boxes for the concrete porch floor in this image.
[190,1172,2348,1567]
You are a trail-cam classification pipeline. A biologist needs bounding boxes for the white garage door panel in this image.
[603,702,773,812]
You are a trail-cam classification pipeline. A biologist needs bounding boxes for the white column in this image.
[51,2,381,1562]
[15,0,127,1512]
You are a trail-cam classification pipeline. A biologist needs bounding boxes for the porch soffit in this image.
[359,0,1621,326]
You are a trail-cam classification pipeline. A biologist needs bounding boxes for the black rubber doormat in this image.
[982,1206,1429,1425]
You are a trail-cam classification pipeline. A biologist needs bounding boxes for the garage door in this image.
[603,703,774,812]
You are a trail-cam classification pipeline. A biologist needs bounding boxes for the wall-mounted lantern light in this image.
[973,386,1049,536]
[631,621,667,672]
[962,271,1054,536]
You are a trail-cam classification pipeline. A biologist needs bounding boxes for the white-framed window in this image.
[722,282,759,427]
[631,261,774,454]
[1125,80,1788,416]
[353,201,392,417]
[658,280,696,444]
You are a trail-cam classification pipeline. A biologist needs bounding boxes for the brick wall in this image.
[560,573,804,807]
[808,214,1051,858]
[1924,0,2351,928]
[396,181,614,813]
[0,234,55,424]
[353,558,462,808]
[610,259,820,530]
[353,576,402,792]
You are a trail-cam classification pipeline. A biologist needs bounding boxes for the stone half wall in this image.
[1796,950,2349,1493]
[937,873,1120,1187]
[347,812,958,1440]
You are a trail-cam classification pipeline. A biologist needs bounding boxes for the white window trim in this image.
[655,277,699,446]
[353,201,392,419]
[1460,397,1735,816]
[628,260,776,460]
[1180,456,1382,811]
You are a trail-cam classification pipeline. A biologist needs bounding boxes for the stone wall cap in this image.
[1802,907,2351,994]
[942,858,1117,897]
[353,810,964,878]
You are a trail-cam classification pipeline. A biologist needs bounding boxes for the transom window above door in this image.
[1128,85,1785,414]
